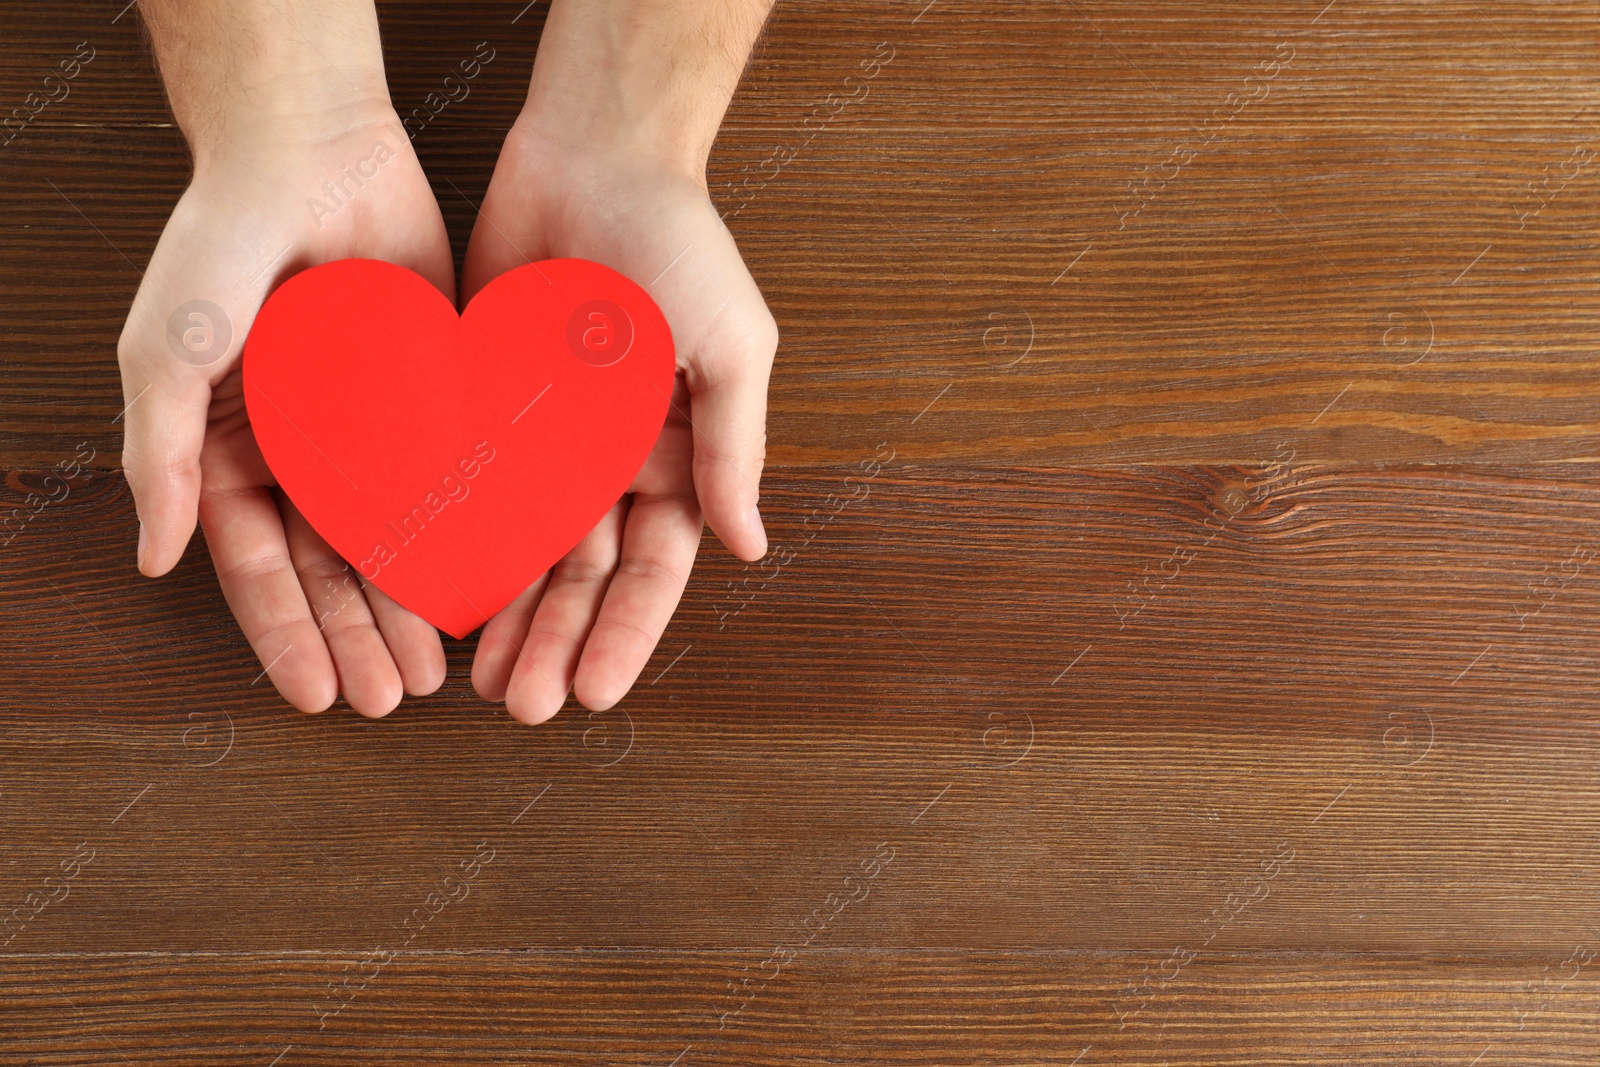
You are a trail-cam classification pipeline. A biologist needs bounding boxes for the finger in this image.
[471,574,550,704]
[362,579,448,698]
[199,483,337,713]
[685,305,778,563]
[281,502,404,718]
[573,490,702,711]
[119,372,211,576]
[503,501,627,725]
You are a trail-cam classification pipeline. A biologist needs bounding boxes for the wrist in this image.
[186,94,402,182]
[510,102,709,192]
[520,0,772,178]
[143,0,393,172]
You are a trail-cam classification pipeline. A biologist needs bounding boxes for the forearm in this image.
[523,0,776,175]
[138,0,392,168]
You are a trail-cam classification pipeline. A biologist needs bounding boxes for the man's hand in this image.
[464,0,779,723]
[120,0,452,715]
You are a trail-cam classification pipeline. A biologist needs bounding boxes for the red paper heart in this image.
[243,258,674,638]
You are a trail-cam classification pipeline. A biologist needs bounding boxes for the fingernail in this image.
[748,505,767,555]
[136,520,147,569]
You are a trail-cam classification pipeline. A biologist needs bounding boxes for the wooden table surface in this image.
[3,0,1599,1062]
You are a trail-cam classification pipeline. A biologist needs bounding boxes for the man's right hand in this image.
[120,1,453,716]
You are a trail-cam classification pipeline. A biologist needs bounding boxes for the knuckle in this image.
[250,619,306,660]
[615,554,688,588]
[694,306,779,381]
[589,613,656,643]
[115,320,145,369]
[525,624,583,654]
[128,447,202,499]
[293,555,354,585]
[550,558,614,589]
[216,547,291,587]
[317,605,374,637]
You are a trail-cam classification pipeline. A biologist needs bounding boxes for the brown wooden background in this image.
[3,0,1599,1062]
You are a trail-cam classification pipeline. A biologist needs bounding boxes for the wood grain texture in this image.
[3,0,1600,1060]
[1,0,1598,466]
[5,465,1600,1058]
[3,953,1598,1065]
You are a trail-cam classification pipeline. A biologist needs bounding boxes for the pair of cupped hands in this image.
[117,92,776,724]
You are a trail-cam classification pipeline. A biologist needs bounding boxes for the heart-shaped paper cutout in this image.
[244,258,674,638]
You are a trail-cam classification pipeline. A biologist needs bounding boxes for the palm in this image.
[462,136,777,723]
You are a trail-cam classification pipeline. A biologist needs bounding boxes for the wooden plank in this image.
[5,0,1600,1059]
[1,952,1596,1063]
[3,465,1599,956]
[1,2,1598,465]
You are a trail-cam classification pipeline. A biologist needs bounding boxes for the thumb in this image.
[687,308,777,564]
[118,367,211,577]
